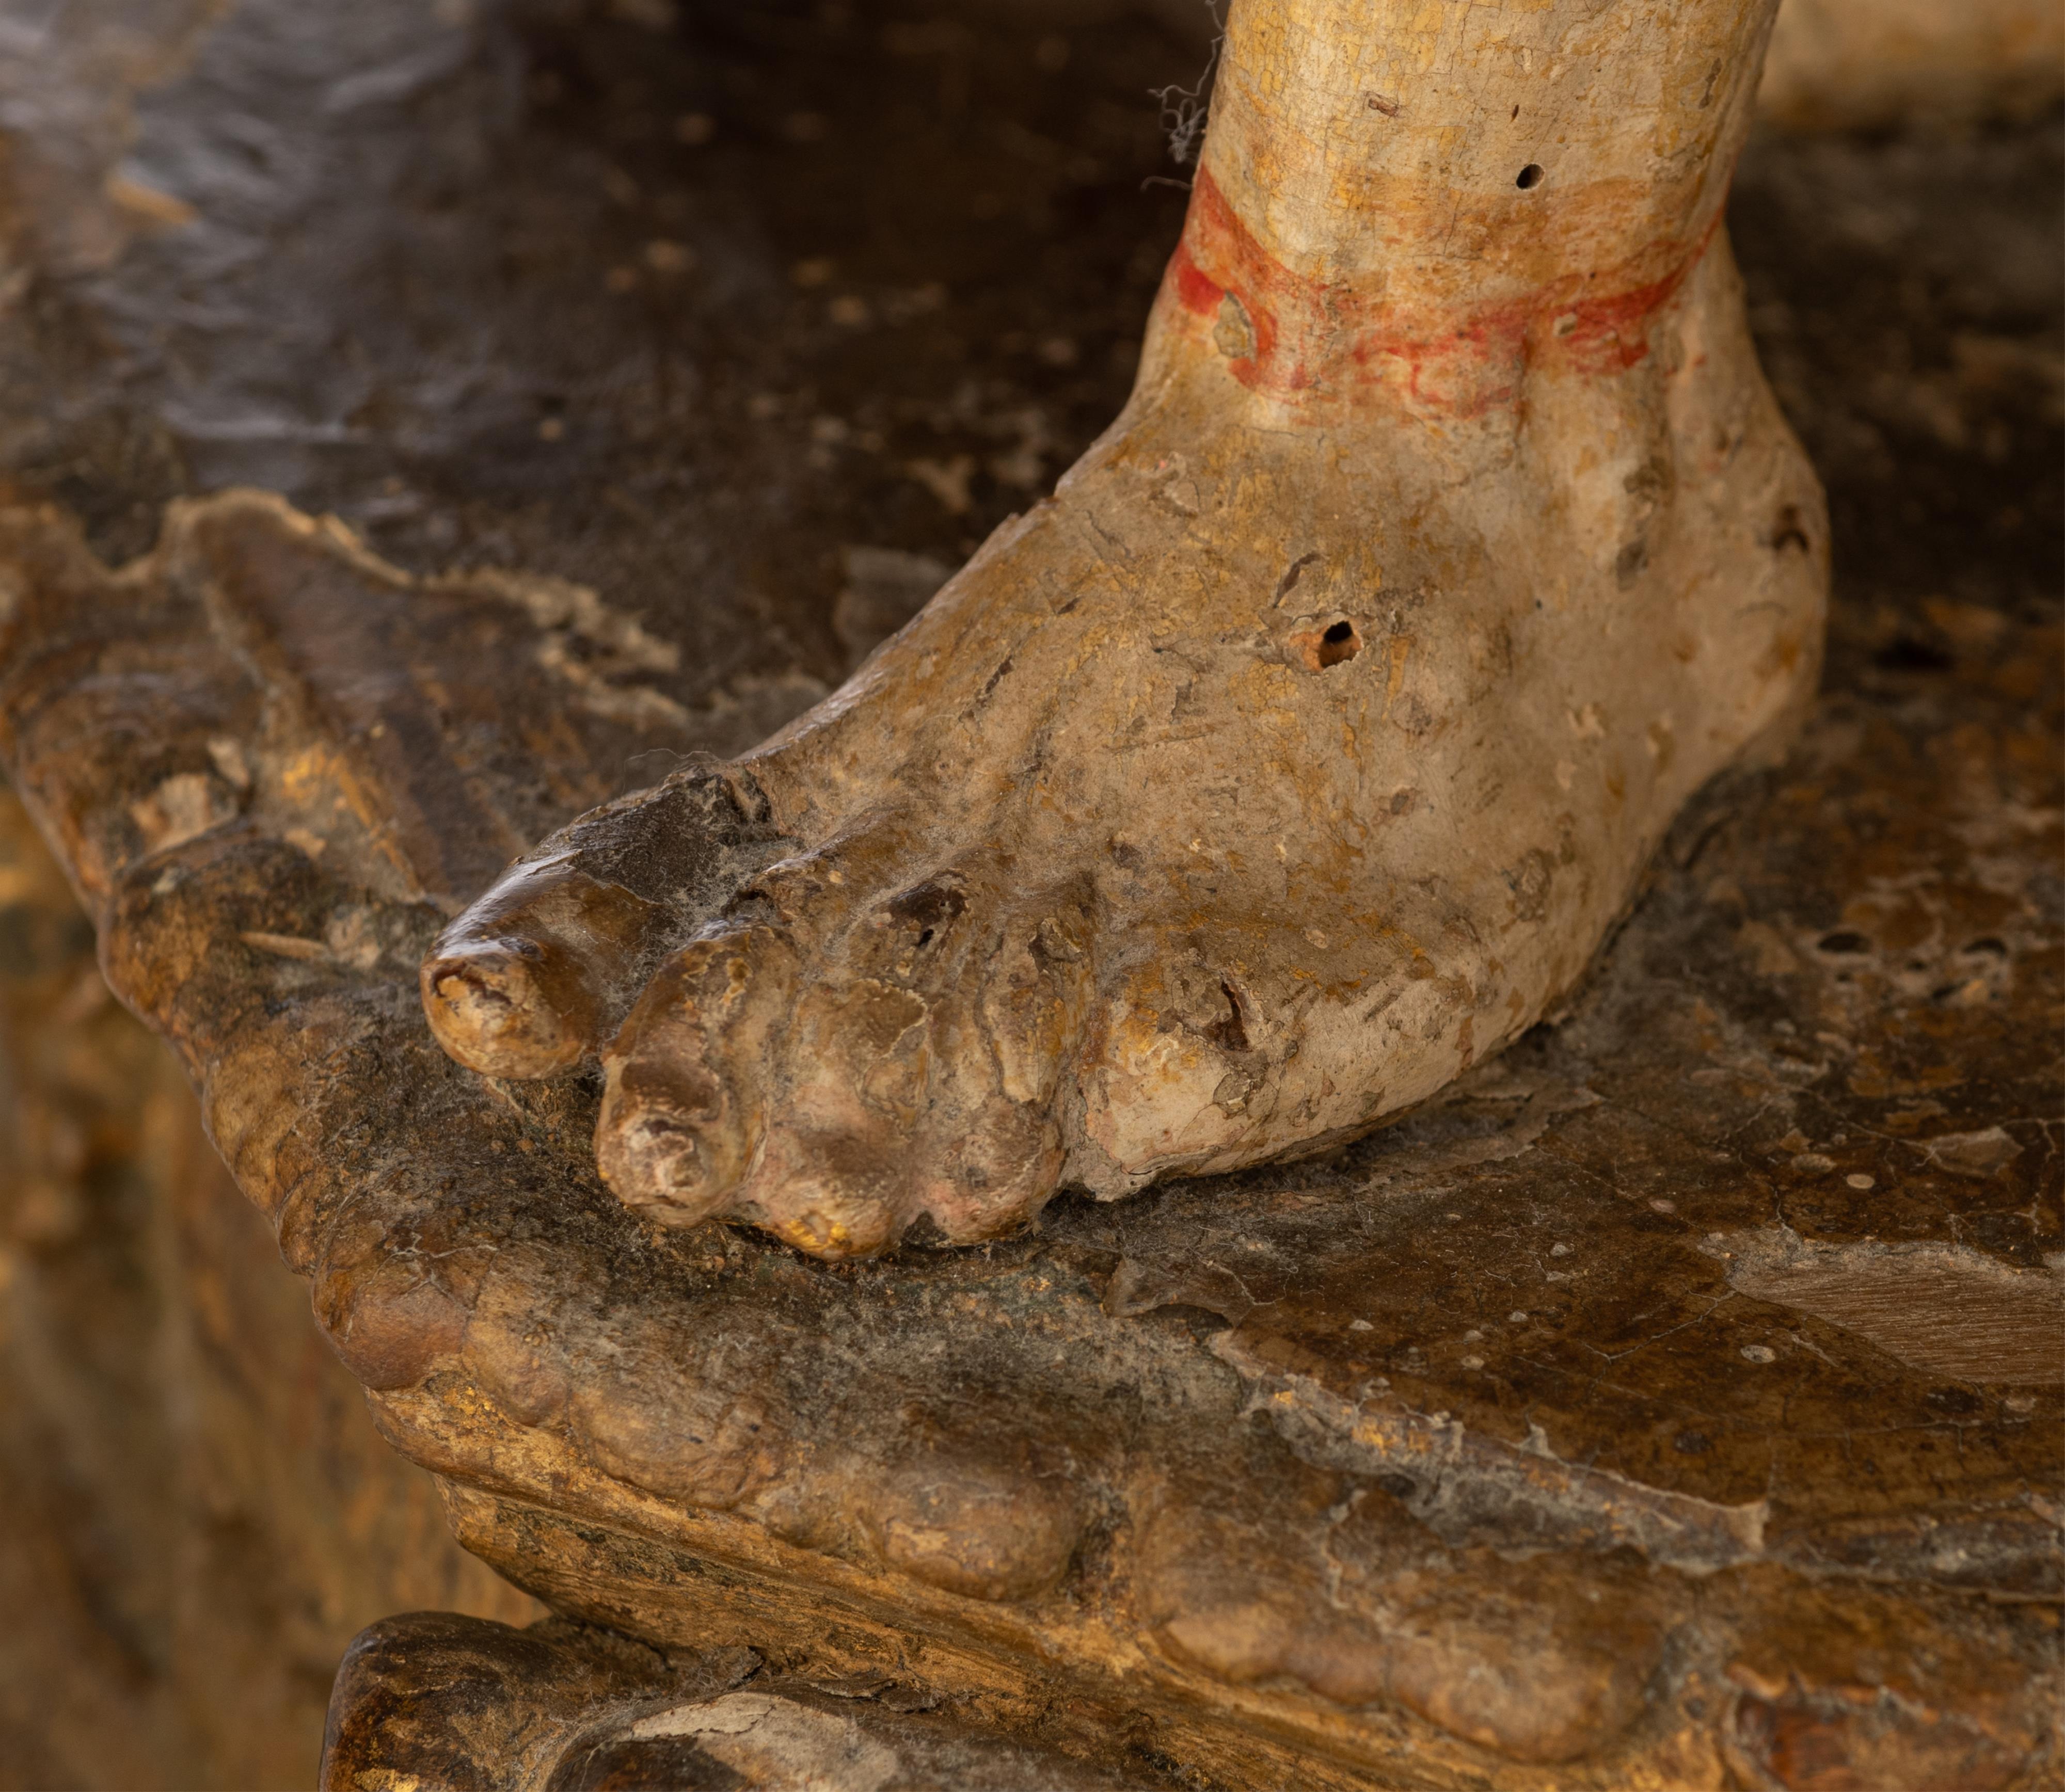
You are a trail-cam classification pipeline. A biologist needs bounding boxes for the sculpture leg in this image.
[423,0,1828,1257]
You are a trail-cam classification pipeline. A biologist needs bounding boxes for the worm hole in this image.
[1515,163,1545,190]
[1317,619,1360,668]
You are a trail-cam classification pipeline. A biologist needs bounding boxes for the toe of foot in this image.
[421,942,597,1078]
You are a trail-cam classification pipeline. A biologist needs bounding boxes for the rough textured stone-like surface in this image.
[321,1610,1159,1791]
[0,0,2058,1786]
[0,786,539,1791]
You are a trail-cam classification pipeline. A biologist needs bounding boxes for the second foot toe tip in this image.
[596,923,798,1227]
[595,1092,741,1229]
[597,1037,764,1227]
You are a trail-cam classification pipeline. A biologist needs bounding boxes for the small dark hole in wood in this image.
[1317,619,1360,667]
[1516,163,1545,190]
[915,929,934,949]
[1963,936,2008,957]
[1817,930,1870,954]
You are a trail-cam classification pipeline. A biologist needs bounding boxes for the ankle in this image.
[1146,0,1781,417]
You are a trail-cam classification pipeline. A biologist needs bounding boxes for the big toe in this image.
[422,763,787,1080]
[422,863,665,1078]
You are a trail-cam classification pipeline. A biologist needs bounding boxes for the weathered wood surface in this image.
[322,1611,1152,1791]
[0,785,541,1790]
[6,479,2053,1786]
[0,0,2057,1786]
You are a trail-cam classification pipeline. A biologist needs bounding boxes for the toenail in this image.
[1212,1070,1254,1113]
[1032,915,1085,963]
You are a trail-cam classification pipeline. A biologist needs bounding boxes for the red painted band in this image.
[1161,168,1724,415]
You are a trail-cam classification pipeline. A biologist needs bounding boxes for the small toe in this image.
[596,924,799,1225]
[722,873,1096,1253]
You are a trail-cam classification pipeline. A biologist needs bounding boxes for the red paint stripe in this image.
[1160,168,1723,415]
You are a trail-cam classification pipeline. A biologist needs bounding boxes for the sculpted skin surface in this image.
[422,0,1828,1258]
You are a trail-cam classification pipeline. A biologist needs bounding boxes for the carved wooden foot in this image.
[424,0,1830,1256]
